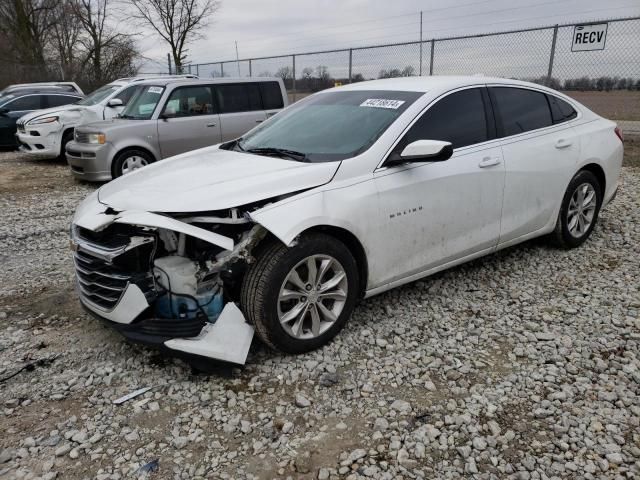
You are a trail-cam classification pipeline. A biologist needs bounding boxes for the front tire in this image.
[550,170,602,248]
[112,149,153,178]
[59,130,73,162]
[240,233,359,354]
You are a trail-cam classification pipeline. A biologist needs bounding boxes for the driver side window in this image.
[397,88,489,153]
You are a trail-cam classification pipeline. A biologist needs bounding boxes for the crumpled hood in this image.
[19,104,84,123]
[98,146,339,213]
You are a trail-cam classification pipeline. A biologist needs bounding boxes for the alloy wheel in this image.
[277,255,348,339]
[121,155,149,175]
[567,182,597,238]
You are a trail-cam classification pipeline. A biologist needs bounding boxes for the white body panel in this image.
[72,76,624,360]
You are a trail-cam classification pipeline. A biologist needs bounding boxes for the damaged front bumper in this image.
[71,201,258,365]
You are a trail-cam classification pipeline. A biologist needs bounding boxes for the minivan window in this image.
[547,95,577,124]
[121,85,166,120]
[491,87,553,136]
[46,95,79,108]
[6,95,41,111]
[76,85,118,106]
[161,85,214,118]
[216,84,262,114]
[235,90,422,162]
[259,82,284,110]
[398,88,488,150]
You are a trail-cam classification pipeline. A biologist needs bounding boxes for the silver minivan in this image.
[66,77,288,181]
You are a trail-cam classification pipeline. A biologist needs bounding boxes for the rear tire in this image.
[112,149,154,178]
[240,233,359,354]
[550,170,602,249]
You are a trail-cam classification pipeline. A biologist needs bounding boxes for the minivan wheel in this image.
[240,233,359,354]
[551,170,602,248]
[112,149,153,178]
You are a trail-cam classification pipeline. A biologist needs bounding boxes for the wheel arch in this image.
[297,225,369,298]
[111,146,157,177]
[579,162,606,195]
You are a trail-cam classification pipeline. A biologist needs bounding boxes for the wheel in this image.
[240,233,359,354]
[550,170,602,248]
[112,149,153,178]
[59,130,73,162]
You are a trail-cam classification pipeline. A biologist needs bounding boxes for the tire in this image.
[112,149,154,178]
[240,233,359,354]
[550,170,602,249]
[59,130,73,162]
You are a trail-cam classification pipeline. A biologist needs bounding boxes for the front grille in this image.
[17,122,25,133]
[73,225,157,311]
[74,250,131,310]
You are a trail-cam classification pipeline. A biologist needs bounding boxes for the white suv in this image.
[16,75,197,159]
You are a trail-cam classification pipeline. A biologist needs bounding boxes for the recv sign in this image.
[572,23,608,52]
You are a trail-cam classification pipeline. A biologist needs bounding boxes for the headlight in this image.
[77,132,106,144]
[28,116,58,125]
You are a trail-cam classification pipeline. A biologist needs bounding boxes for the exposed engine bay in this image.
[71,203,272,365]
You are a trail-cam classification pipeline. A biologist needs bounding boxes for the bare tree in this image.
[0,0,57,76]
[50,0,82,80]
[127,0,219,71]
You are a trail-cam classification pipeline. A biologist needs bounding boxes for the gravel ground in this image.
[0,148,639,480]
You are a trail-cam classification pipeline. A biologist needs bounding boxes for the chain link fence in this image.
[184,16,640,109]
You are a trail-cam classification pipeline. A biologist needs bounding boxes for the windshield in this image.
[76,85,119,106]
[234,90,422,162]
[120,85,165,120]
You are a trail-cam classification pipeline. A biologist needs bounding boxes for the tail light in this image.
[614,126,623,143]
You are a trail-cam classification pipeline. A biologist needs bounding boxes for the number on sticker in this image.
[360,99,405,109]
[148,87,163,94]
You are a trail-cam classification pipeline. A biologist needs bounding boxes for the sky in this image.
[135,0,640,78]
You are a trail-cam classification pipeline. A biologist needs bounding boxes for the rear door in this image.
[215,83,267,141]
[156,85,222,158]
[489,86,580,244]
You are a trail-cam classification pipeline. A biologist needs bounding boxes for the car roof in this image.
[107,75,200,87]
[129,77,282,87]
[4,88,82,95]
[335,75,556,94]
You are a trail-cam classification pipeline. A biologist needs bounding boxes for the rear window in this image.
[216,84,262,113]
[6,95,41,111]
[547,95,577,124]
[259,82,284,110]
[46,95,79,108]
[491,87,553,136]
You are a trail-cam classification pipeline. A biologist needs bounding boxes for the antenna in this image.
[235,41,241,76]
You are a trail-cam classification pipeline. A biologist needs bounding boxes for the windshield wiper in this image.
[119,114,134,119]
[246,147,308,162]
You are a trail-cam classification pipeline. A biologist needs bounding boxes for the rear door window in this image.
[547,95,578,124]
[216,83,262,113]
[162,86,215,117]
[490,87,553,136]
[398,88,489,150]
[6,95,42,111]
[45,95,79,108]
[259,82,284,109]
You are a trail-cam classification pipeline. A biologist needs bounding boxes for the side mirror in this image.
[107,98,123,108]
[386,140,453,166]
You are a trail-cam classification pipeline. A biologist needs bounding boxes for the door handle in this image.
[206,123,216,127]
[478,157,501,168]
[555,139,572,149]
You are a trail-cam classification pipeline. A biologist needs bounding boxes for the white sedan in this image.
[70,76,623,365]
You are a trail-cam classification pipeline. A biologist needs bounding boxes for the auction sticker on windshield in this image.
[148,86,163,94]
[360,99,405,109]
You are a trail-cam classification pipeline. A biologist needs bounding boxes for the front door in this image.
[157,85,222,158]
[371,87,505,286]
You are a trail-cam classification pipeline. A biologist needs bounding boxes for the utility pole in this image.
[419,11,423,76]
[167,53,171,75]
[235,41,241,76]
